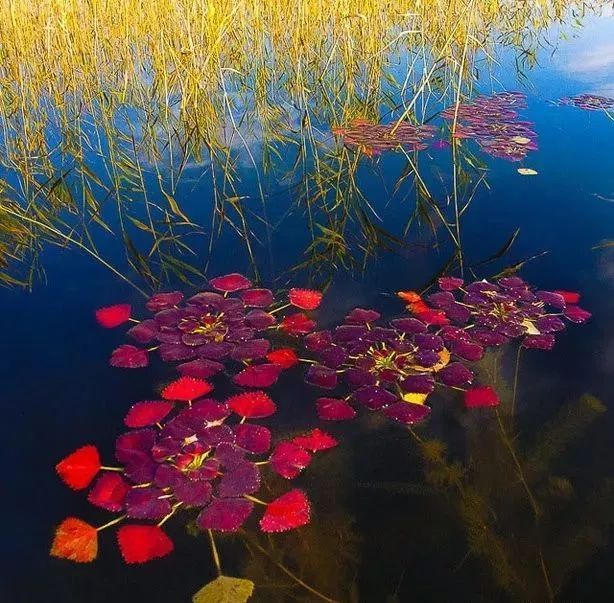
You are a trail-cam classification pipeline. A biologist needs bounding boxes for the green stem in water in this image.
[207,530,222,576]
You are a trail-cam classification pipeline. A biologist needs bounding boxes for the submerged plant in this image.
[442,92,538,161]
[52,381,337,564]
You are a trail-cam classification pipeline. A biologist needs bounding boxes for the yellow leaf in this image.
[402,392,428,405]
[517,168,538,176]
[521,319,540,335]
[193,576,254,603]
[511,136,531,145]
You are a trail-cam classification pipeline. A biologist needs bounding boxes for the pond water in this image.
[1,3,614,602]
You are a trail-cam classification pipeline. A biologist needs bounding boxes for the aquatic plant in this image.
[301,276,590,426]
[411,276,591,351]
[331,119,436,156]
[559,93,614,112]
[96,274,321,378]
[51,382,338,564]
[442,92,538,161]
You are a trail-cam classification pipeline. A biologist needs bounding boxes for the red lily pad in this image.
[87,473,130,511]
[56,445,101,490]
[233,364,282,388]
[227,391,276,418]
[161,377,213,401]
[239,288,274,307]
[288,288,323,310]
[316,398,357,421]
[270,442,312,479]
[117,525,174,564]
[95,304,131,328]
[209,273,252,292]
[50,518,98,563]
[197,497,254,532]
[260,489,311,533]
[291,428,338,451]
[124,401,174,428]
[110,345,148,368]
[280,312,316,335]
[266,348,299,369]
[415,309,450,326]
[553,290,580,304]
[234,423,272,454]
[464,386,500,408]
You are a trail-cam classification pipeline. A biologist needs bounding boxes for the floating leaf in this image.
[291,428,338,451]
[517,168,538,176]
[239,288,274,308]
[234,424,271,454]
[279,312,316,335]
[553,290,580,304]
[50,518,98,563]
[270,442,312,479]
[177,359,225,379]
[383,402,431,424]
[56,445,101,490]
[110,344,148,368]
[95,304,131,328]
[288,288,323,310]
[232,364,282,388]
[209,273,252,293]
[260,489,311,533]
[464,386,500,408]
[124,401,174,428]
[316,398,357,421]
[161,377,213,401]
[87,473,130,511]
[266,348,299,369]
[304,364,338,389]
[146,291,184,312]
[197,498,254,532]
[511,136,531,144]
[401,392,429,404]
[192,576,255,603]
[117,525,174,564]
[125,487,171,520]
[227,391,276,418]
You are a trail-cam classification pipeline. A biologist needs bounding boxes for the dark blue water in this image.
[1,12,614,603]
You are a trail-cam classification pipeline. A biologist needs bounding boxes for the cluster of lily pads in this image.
[441,92,538,161]
[299,276,590,424]
[52,275,333,564]
[331,118,436,156]
[559,93,614,112]
[52,272,591,565]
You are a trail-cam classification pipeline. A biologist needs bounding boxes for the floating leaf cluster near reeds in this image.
[442,92,538,161]
[559,93,614,111]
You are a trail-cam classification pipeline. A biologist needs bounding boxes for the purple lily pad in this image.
[230,339,270,361]
[305,364,338,389]
[244,309,276,329]
[400,374,435,393]
[110,345,148,369]
[197,497,254,532]
[125,487,171,520]
[353,386,397,410]
[390,318,427,334]
[316,397,357,421]
[217,461,261,497]
[303,330,333,352]
[234,424,271,454]
[177,358,225,379]
[127,320,159,344]
[233,363,283,388]
[239,288,274,307]
[174,480,213,507]
[146,291,184,312]
[439,362,474,386]
[383,402,431,424]
[345,308,381,324]
[522,334,555,350]
[159,342,197,362]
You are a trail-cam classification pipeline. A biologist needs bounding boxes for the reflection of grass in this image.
[0,0,605,288]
